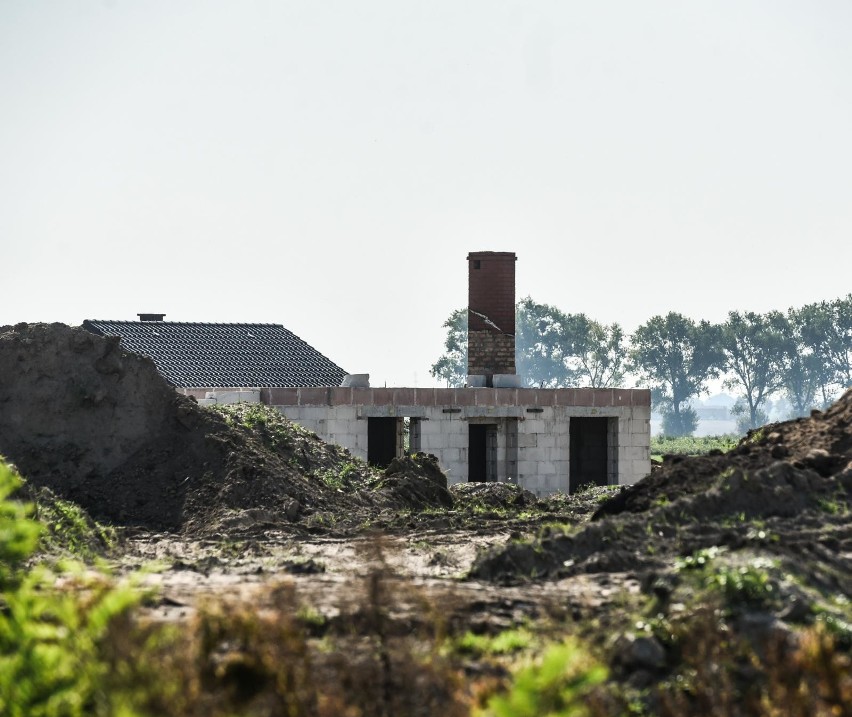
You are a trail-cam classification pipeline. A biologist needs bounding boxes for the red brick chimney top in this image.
[467,251,517,380]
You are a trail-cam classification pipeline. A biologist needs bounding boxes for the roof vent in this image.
[340,373,370,388]
[138,313,166,322]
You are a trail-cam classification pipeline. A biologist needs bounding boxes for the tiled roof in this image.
[82,320,348,388]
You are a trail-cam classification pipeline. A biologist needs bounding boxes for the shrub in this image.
[0,461,140,717]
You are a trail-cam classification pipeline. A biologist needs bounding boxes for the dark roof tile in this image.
[82,320,348,388]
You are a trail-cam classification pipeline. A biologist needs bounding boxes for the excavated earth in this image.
[0,322,408,534]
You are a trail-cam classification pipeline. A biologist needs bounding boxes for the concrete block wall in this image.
[277,404,369,460]
[207,385,653,497]
[616,404,652,485]
[516,412,571,495]
[419,410,468,483]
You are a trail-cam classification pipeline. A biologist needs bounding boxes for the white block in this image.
[518,433,537,448]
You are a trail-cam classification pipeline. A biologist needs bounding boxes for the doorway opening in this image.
[569,417,614,492]
[469,423,498,482]
[367,417,401,468]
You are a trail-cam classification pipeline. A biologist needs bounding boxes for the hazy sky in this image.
[2,1,850,388]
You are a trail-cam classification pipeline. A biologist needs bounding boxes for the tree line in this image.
[429,295,852,436]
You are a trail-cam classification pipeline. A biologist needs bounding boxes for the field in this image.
[650,434,740,461]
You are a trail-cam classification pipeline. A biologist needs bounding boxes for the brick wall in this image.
[468,251,516,377]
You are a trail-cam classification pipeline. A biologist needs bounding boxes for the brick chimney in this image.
[467,251,517,386]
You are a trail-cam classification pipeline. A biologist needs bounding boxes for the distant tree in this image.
[429,309,467,387]
[629,313,722,437]
[517,298,626,388]
[777,308,829,417]
[731,397,770,434]
[798,295,852,403]
[515,297,576,388]
[719,310,787,430]
[662,403,700,438]
[568,314,626,388]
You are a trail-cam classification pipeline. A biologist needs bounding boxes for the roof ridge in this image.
[85,320,290,329]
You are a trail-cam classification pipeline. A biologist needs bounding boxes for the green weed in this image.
[455,628,537,657]
[475,638,607,717]
[33,493,116,560]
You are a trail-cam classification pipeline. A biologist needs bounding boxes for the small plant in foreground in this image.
[475,638,607,717]
[0,461,140,717]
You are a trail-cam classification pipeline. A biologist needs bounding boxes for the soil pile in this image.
[450,482,537,510]
[0,323,379,533]
[374,453,454,510]
[595,391,852,519]
[471,389,852,587]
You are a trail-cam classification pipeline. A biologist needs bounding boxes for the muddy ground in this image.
[2,322,851,713]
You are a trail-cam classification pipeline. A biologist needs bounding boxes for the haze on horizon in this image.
[2,1,850,387]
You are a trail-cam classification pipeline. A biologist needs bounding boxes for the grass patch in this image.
[32,491,116,560]
[454,628,537,657]
[650,434,738,461]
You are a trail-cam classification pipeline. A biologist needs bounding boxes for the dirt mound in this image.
[471,389,852,586]
[0,323,376,533]
[373,453,454,510]
[450,482,538,510]
[595,388,852,520]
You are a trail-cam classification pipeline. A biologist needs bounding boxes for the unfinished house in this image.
[267,252,651,494]
[84,254,651,495]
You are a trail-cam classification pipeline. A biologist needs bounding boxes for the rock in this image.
[175,402,200,429]
[613,633,666,672]
[770,443,788,459]
[778,595,812,623]
[804,448,834,476]
[837,461,852,490]
[736,613,799,659]
[284,500,301,521]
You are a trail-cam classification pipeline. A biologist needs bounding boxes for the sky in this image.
[2,1,851,388]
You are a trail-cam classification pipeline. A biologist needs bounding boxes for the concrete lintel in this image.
[461,406,525,418]
[357,405,428,418]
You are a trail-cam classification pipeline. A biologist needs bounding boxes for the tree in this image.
[515,298,577,388]
[516,298,626,388]
[798,295,852,403]
[731,397,770,434]
[777,307,829,417]
[629,313,722,437]
[569,315,626,388]
[719,310,787,430]
[429,309,467,387]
